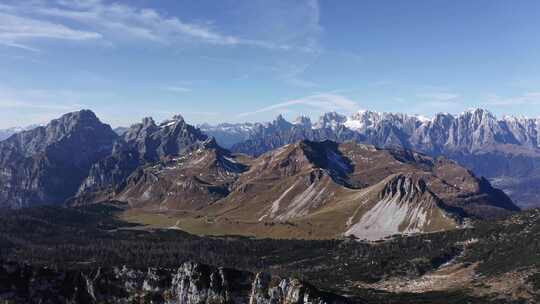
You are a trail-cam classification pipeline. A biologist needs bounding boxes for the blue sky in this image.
[1,0,540,128]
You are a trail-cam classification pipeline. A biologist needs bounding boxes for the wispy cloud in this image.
[238,93,360,117]
[0,12,101,51]
[0,0,318,52]
[484,92,540,106]
[35,1,240,45]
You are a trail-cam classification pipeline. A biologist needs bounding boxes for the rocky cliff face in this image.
[0,261,349,304]
[75,115,210,202]
[0,110,118,208]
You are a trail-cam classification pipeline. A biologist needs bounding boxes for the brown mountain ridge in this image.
[114,139,518,240]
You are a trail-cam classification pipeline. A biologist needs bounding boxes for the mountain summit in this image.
[0,110,118,208]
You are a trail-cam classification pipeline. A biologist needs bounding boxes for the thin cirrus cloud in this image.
[238,93,360,117]
[0,0,314,52]
[0,12,102,51]
[35,1,240,45]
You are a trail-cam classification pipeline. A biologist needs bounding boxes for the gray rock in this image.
[0,110,118,208]
[0,261,350,304]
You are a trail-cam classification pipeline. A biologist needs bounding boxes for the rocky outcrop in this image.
[0,261,349,304]
[344,174,459,240]
[0,110,118,208]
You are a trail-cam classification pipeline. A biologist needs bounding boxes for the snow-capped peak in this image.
[414,115,432,123]
[314,112,347,130]
[344,110,382,131]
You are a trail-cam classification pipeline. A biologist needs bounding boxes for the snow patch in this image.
[160,121,177,128]
[343,118,364,131]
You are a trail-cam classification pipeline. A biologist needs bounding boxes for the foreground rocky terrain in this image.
[1,261,347,304]
[0,204,538,303]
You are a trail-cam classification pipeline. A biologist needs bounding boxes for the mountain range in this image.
[0,124,42,141]
[0,109,521,240]
[200,109,540,209]
[1,109,538,302]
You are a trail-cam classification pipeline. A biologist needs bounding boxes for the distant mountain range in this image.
[0,124,42,141]
[200,109,540,209]
[0,109,521,240]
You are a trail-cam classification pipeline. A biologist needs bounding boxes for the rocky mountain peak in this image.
[272,114,292,129]
[75,113,213,204]
[123,118,159,144]
[0,110,118,208]
[141,116,156,127]
[315,112,347,129]
[158,114,187,129]
[457,108,498,129]
[346,110,382,130]
[2,109,117,157]
[56,109,99,124]
[293,115,312,128]
[380,173,430,200]
[172,114,185,122]
[39,109,110,142]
